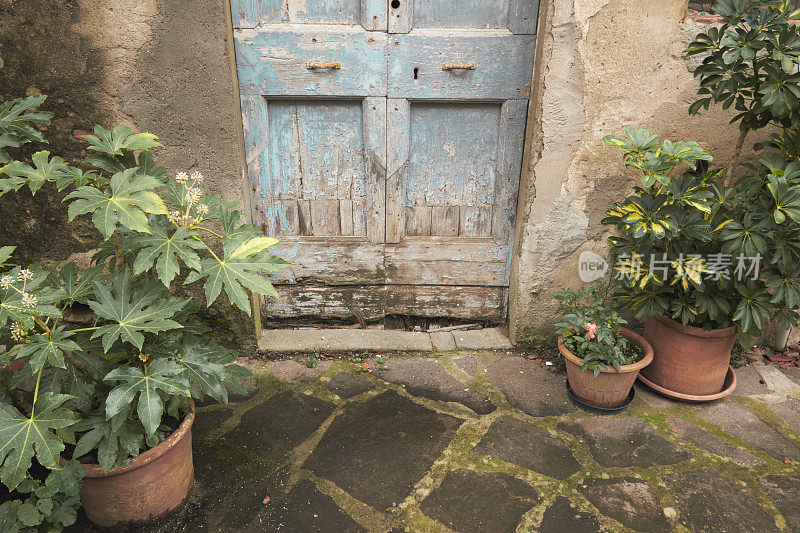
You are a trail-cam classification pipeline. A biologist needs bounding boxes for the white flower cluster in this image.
[168,171,209,227]
[10,323,26,341]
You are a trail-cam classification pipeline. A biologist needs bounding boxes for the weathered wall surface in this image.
[0,0,254,350]
[508,0,768,342]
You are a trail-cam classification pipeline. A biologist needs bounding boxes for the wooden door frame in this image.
[222,0,549,340]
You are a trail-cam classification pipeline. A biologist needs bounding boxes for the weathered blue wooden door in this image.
[231,0,537,322]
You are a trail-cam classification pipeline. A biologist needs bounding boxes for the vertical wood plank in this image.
[298,200,312,235]
[493,99,527,244]
[509,0,540,34]
[431,206,459,237]
[311,199,341,236]
[240,95,270,229]
[386,98,410,243]
[340,200,354,236]
[275,199,299,236]
[362,0,388,30]
[388,0,412,33]
[460,206,492,237]
[363,97,386,244]
[405,206,432,236]
[229,0,258,29]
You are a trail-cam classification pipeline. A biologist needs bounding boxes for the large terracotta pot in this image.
[641,314,736,396]
[78,401,195,527]
[559,327,654,408]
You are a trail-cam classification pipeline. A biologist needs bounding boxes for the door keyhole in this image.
[413,67,419,79]
[391,0,400,9]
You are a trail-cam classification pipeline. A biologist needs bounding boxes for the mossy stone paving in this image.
[68,355,800,532]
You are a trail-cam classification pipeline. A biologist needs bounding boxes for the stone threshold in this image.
[257,326,514,353]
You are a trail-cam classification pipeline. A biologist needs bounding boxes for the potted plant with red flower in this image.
[555,281,653,409]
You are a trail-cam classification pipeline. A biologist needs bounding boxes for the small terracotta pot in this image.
[559,327,654,408]
[76,401,195,527]
[641,314,736,396]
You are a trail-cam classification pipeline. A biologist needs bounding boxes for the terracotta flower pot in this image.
[641,314,736,396]
[559,327,654,408]
[77,401,195,527]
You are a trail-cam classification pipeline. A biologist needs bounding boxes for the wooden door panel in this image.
[263,283,506,319]
[406,102,500,239]
[389,0,538,34]
[244,98,379,237]
[385,239,509,286]
[266,237,385,284]
[235,27,388,97]
[231,0,387,30]
[387,99,517,243]
[387,32,535,100]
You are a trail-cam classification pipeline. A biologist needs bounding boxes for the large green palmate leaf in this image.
[15,326,80,373]
[0,394,78,491]
[41,361,96,413]
[65,167,167,239]
[127,223,205,286]
[0,151,69,197]
[174,336,250,403]
[88,271,188,352]
[0,95,52,165]
[72,405,161,473]
[185,233,290,314]
[80,125,161,156]
[103,359,190,436]
[50,262,105,305]
[0,246,14,269]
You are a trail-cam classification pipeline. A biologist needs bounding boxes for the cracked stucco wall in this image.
[0,0,253,351]
[508,0,769,342]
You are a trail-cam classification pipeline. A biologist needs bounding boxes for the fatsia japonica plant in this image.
[601,126,788,348]
[0,95,288,531]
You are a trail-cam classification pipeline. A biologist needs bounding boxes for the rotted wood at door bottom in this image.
[261,285,506,321]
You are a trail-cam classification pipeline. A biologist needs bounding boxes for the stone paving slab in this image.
[373,358,496,414]
[539,496,604,533]
[666,415,763,467]
[579,477,671,533]
[699,401,800,461]
[419,469,540,533]
[324,371,373,399]
[759,474,800,532]
[471,416,580,479]
[70,356,800,533]
[664,469,780,532]
[452,327,514,350]
[558,416,690,468]
[486,356,576,417]
[303,390,462,510]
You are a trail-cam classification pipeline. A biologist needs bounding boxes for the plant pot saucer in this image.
[637,365,737,403]
[566,380,635,414]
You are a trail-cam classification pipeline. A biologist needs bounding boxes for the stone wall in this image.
[507,0,770,342]
[0,0,254,350]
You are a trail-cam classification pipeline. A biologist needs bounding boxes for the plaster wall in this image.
[508,0,770,342]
